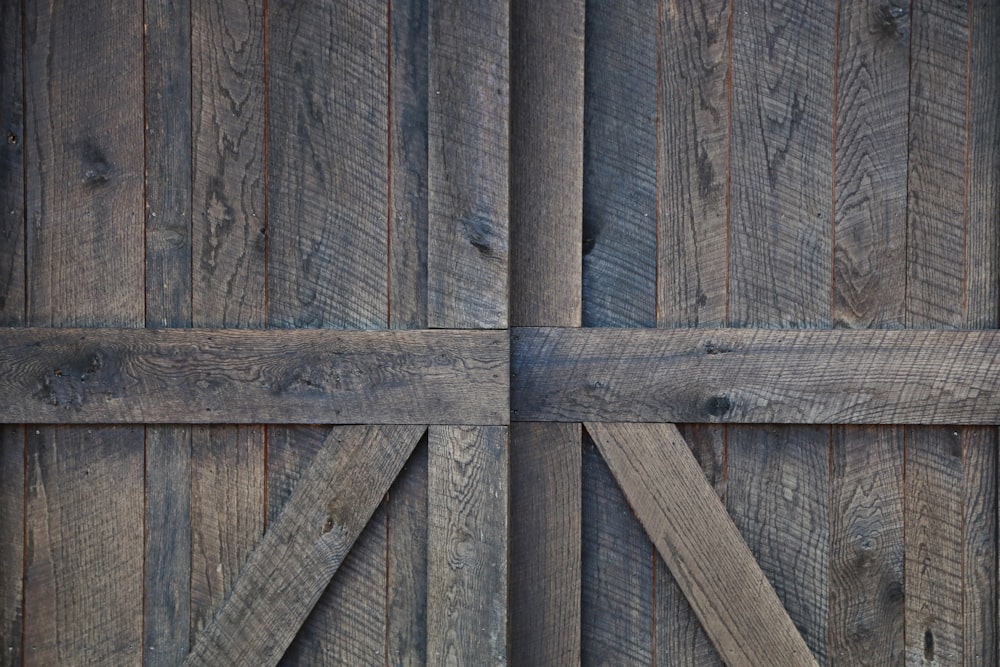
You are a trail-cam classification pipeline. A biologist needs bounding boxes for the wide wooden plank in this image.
[427,425,508,665]
[510,422,581,666]
[586,422,817,667]
[0,327,509,424]
[23,0,145,663]
[511,327,1000,424]
[143,0,193,663]
[184,425,423,666]
[510,0,583,327]
[427,0,508,328]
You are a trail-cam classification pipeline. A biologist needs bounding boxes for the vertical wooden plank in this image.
[657,0,730,329]
[581,0,656,662]
[508,0,583,663]
[190,0,266,647]
[510,0,583,327]
[829,427,904,665]
[388,1,429,661]
[962,427,997,667]
[726,426,830,663]
[0,0,24,661]
[144,0,193,663]
[427,425,508,665]
[510,422,581,666]
[389,0,429,331]
[427,0,508,329]
[654,425,725,666]
[830,2,908,664]
[267,1,389,662]
[582,0,657,329]
[728,1,833,664]
[655,0,730,660]
[23,0,144,663]
[387,437,429,667]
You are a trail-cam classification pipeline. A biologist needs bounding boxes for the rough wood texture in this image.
[23,1,145,664]
[510,0,583,327]
[0,427,23,667]
[143,1,193,663]
[0,327,509,424]
[386,436,429,667]
[587,422,817,667]
[389,0,430,330]
[510,422,581,666]
[427,426,508,665]
[511,327,1000,424]
[427,0,508,328]
[961,428,998,666]
[829,426,904,665]
[184,425,424,667]
[268,0,387,330]
[582,0,657,329]
[657,0,729,329]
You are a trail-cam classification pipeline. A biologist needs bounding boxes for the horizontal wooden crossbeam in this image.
[513,327,1000,424]
[0,328,508,424]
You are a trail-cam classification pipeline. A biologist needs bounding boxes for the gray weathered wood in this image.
[0,327,509,424]
[510,0,583,327]
[184,425,424,667]
[0,427,22,667]
[512,327,1000,424]
[587,422,818,667]
[427,0,508,328]
[427,425,508,665]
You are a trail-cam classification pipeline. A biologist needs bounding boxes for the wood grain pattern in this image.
[587,422,817,667]
[510,0,583,327]
[961,427,997,666]
[427,0,508,328]
[427,425,508,665]
[143,1,193,663]
[184,425,424,667]
[389,0,430,330]
[726,426,830,664]
[510,422,581,666]
[0,327,509,424]
[512,327,1000,424]
[0,427,23,667]
[386,435,428,667]
[829,426,904,665]
[654,424,724,667]
[582,0,657,329]
[23,1,145,664]
[657,0,730,328]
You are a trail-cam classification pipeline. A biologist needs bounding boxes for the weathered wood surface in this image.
[427,0,508,328]
[427,426,508,665]
[0,327,509,424]
[184,425,424,667]
[587,422,818,667]
[512,327,1000,424]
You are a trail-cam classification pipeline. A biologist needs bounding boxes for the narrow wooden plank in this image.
[427,0,508,328]
[510,422,581,666]
[962,427,997,666]
[582,430,652,665]
[582,0,657,328]
[654,425,725,666]
[587,422,817,666]
[386,436,429,667]
[830,3,909,663]
[726,425,829,664]
[0,327,509,424]
[389,0,429,331]
[829,426,904,665]
[427,425,507,665]
[143,0,193,662]
[0,1,23,660]
[510,0,583,327]
[657,0,729,329]
[23,0,144,663]
[184,425,424,667]
[510,327,1000,424]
